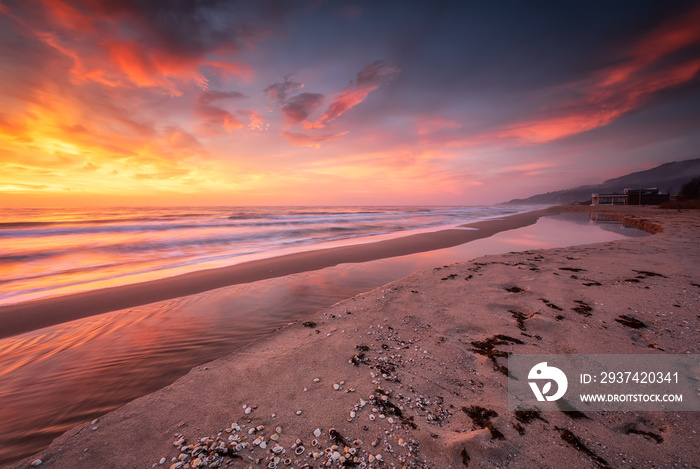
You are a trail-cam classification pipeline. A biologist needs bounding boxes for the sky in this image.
[1,0,699,207]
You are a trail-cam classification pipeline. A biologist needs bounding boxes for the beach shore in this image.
[0,207,555,340]
[8,205,700,468]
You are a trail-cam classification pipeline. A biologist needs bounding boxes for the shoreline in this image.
[8,205,700,468]
[0,207,556,340]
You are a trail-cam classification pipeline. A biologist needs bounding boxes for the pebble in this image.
[313,378,321,383]
[333,383,341,390]
[314,428,322,438]
[159,457,167,465]
[296,410,302,415]
[30,460,42,467]
[245,407,252,415]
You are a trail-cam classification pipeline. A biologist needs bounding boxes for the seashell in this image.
[349,448,356,455]
[388,417,394,424]
[270,433,280,441]
[245,407,252,415]
[375,454,384,461]
[311,439,318,447]
[253,437,262,446]
[333,383,340,390]
[283,458,292,465]
[272,445,284,454]
[313,378,320,383]
[295,446,305,455]
[30,461,42,467]
[256,425,265,432]
[276,426,282,433]
[295,410,302,415]
[352,439,363,446]
[313,428,322,438]
[248,428,255,435]
[267,463,277,469]
[259,441,267,449]
[398,438,405,446]
[191,458,201,467]
[349,411,356,418]
[159,457,167,465]
[331,451,341,461]
[369,414,375,421]
[368,455,375,463]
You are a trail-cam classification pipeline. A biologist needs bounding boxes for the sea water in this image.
[0,206,541,306]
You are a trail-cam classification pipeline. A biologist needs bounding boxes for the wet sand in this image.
[8,206,700,468]
[0,208,555,340]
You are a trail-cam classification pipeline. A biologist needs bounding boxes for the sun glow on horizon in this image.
[1,1,699,207]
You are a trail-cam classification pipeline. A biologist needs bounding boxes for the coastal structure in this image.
[591,188,670,206]
[591,193,627,205]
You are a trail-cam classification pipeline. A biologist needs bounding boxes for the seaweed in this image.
[470,335,524,375]
[615,315,647,329]
[556,428,610,468]
[462,406,504,440]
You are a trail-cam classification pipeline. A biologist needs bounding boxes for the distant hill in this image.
[506,158,700,205]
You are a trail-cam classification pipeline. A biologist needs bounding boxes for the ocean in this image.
[0,205,542,306]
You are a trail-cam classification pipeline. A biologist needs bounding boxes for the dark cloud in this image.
[197,90,247,104]
[264,75,304,105]
[281,93,324,124]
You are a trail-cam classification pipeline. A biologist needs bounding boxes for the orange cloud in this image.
[497,6,700,145]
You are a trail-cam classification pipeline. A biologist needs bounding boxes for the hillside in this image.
[507,158,700,205]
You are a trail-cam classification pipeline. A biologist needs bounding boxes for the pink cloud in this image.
[281,130,349,148]
[308,61,399,129]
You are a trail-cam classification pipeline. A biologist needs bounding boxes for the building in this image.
[591,193,627,205]
[591,188,671,206]
[623,188,670,205]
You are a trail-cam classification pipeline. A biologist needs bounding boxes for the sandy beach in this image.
[7,205,700,468]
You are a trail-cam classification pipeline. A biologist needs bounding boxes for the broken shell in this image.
[276,426,282,433]
[259,441,267,450]
[333,383,340,390]
[283,458,292,465]
[313,378,321,383]
[313,428,322,438]
[256,425,265,431]
[245,407,252,415]
[311,439,318,447]
[295,446,305,455]
[272,445,284,454]
[312,452,321,460]
[376,454,384,461]
[368,455,375,463]
[267,462,277,469]
[30,461,42,467]
[270,433,280,441]
[349,411,356,418]
[369,414,376,421]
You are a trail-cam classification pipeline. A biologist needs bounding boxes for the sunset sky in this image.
[1,0,699,207]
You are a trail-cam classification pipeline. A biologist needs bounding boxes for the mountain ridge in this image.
[506,158,700,205]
